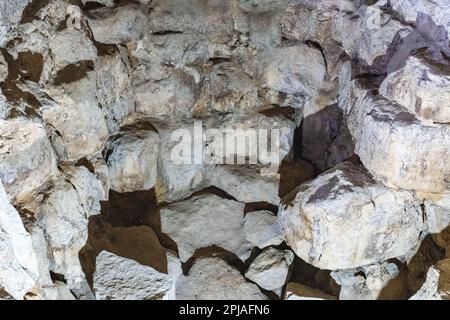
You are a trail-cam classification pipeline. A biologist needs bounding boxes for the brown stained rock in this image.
[80,216,168,287]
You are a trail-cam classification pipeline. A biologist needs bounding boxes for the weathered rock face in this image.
[331,261,409,300]
[160,194,251,263]
[94,251,173,300]
[0,0,449,301]
[380,53,450,123]
[176,256,267,300]
[0,181,40,300]
[344,79,450,193]
[106,129,160,193]
[279,162,425,270]
[245,247,294,292]
[244,210,283,249]
[0,119,57,204]
[410,259,450,300]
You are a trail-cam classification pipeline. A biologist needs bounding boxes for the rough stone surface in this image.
[279,162,425,270]
[160,194,251,262]
[344,79,450,193]
[0,0,449,301]
[106,129,160,193]
[94,251,173,300]
[0,181,40,300]
[331,261,407,300]
[284,283,336,300]
[380,53,450,123]
[410,259,450,300]
[176,256,267,300]
[244,210,283,249]
[245,247,294,292]
[0,119,57,203]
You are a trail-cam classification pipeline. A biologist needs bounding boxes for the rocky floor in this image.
[0,0,449,300]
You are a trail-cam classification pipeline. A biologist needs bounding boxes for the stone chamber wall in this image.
[0,0,449,300]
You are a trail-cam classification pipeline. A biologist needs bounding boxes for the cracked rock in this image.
[160,194,251,263]
[278,162,425,270]
[94,251,174,300]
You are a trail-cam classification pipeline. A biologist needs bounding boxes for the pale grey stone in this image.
[94,251,173,300]
[279,162,424,270]
[176,256,267,300]
[160,194,251,262]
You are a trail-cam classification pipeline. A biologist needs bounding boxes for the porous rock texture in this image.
[0,0,450,300]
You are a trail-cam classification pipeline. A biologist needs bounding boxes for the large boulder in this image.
[344,79,450,193]
[160,194,252,262]
[380,53,450,123]
[278,162,424,270]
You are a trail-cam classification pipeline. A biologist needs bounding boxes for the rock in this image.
[380,53,450,123]
[410,260,450,300]
[53,281,76,300]
[148,0,234,36]
[422,193,450,234]
[0,180,40,300]
[0,119,57,203]
[106,128,159,193]
[278,162,425,270]
[0,0,31,46]
[205,165,280,205]
[331,261,408,300]
[284,283,336,300]
[244,210,283,249]
[206,61,261,115]
[62,166,108,216]
[33,76,109,161]
[131,33,209,83]
[344,79,450,193]
[245,247,294,292]
[262,44,326,103]
[94,251,173,300]
[389,0,450,53]
[88,5,148,44]
[155,123,206,203]
[96,53,135,132]
[134,72,198,121]
[176,256,267,300]
[160,194,251,262]
[0,53,7,82]
[301,104,354,171]
[49,29,97,68]
[38,167,106,292]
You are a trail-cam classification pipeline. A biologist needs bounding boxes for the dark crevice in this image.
[20,0,51,24]
[49,271,67,284]
[79,215,169,288]
[53,60,94,85]
[75,158,96,174]
[244,202,278,215]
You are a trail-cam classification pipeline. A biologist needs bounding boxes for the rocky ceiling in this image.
[0,0,449,300]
